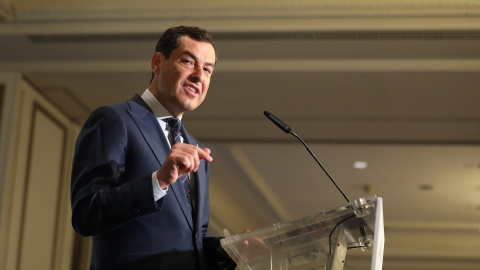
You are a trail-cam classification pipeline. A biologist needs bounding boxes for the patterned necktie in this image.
[165,117,193,212]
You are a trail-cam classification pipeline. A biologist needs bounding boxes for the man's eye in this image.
[182,59,193,64]
[204,68,212,74]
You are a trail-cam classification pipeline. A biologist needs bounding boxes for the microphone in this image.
[264,111,292,134]
[263,111,350,203]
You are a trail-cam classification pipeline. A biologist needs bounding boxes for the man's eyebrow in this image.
[182,50,216,68]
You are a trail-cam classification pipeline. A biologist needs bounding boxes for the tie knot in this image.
[166,117,181,133]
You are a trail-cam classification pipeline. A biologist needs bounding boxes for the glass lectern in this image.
[221,195,384,270]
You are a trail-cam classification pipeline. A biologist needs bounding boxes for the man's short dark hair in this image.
[150,26,217,83]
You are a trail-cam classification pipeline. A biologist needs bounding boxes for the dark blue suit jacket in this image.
[71,95,228,270]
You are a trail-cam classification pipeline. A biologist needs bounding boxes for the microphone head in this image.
[264,111,292,134]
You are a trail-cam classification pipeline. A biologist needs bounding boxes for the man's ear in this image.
[151,52,163,73]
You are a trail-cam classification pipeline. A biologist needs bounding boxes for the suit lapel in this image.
[126,97,170,168]
[126,95,196,230]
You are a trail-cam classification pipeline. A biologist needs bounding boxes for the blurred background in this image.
[0,0,479,269]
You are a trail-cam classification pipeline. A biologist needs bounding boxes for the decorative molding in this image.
[11,1,480,22]
[26,30,480,43]
[2,59,479,73]
[1,2,478,35]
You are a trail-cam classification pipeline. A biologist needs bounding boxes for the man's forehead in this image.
[176,37,216,62]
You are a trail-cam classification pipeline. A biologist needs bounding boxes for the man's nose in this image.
[190,65,205,83]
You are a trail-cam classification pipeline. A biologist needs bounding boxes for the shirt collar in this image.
[141,89,183,121]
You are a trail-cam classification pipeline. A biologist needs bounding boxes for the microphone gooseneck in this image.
[263,111,351,203]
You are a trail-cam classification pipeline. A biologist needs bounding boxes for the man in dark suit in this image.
[71,26,234,270]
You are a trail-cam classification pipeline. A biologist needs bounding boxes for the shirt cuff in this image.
[152,171,168,201]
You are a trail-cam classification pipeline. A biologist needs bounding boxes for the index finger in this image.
[198,147,213,162]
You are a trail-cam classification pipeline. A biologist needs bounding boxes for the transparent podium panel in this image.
[221,195,384,270]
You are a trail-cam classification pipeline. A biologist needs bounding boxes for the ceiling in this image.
[1,0,480,269]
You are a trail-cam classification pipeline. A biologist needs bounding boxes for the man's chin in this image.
[182,99,203,112]
[172,103,201,117]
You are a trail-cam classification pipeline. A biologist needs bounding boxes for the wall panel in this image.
[18,105,67,270]
[0,77,77,270]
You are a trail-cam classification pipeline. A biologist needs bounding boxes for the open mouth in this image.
[185,85,199,95]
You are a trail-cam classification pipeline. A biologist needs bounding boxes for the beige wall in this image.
[0,73,82,270]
